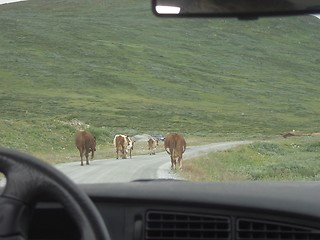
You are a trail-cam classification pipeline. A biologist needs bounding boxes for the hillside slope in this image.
[0,0,319,155]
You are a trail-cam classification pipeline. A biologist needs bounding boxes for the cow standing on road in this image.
[148,137,158,155]
[127,136,135,159]
[113,134,135,159]
[164,133,186,170]
[75,130,96,166]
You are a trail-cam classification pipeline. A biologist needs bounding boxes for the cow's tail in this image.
[164,140,171,155]
[172,149,176,158]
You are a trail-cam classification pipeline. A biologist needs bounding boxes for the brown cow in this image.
[148,137,158,155]
[75,130,96,166]
[113,134,135,159]
[164,133,186,170]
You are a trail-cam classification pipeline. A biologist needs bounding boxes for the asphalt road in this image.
[55,141,251,183]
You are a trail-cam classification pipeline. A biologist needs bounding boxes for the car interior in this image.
[1,0,320,240]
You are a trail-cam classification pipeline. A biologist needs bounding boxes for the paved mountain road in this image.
[55,141,251,183]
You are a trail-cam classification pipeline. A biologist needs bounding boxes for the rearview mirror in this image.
[152,0,320,19]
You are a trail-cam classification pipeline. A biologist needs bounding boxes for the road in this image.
[55,141,251,183]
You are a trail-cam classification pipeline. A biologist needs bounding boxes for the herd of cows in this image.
[75,130,187,170]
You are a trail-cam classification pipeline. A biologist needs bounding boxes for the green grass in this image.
[181,136,320,181]
[0,0,320,166]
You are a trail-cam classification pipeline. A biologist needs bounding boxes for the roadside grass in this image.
[181,136,320,181]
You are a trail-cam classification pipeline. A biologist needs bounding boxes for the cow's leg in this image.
[178,156,183,170]
[121,147,126,159]
[79,148,84,166]
[91,148,94,160]
[172,150,177,170]
[85,150,89,165]
[171,155,176,170]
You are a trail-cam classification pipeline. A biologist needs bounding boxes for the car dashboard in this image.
[21,181,320,240]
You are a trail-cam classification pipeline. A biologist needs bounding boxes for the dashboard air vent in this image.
[237,218,320,240]
[145,211,231,240]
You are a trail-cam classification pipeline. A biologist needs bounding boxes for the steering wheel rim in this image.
[0,147,111,240]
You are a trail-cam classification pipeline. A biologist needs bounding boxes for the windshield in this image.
[1,0,320,183]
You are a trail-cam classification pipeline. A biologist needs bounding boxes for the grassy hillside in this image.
[0,0,320,160]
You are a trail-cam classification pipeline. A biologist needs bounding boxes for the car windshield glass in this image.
[1,0,320,184]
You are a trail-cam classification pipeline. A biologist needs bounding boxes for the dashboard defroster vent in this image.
[145,211,231,240]
[236,218,320,240]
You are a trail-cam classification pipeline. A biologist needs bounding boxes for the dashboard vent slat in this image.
[237,219,320,240]
[145,211,231,240]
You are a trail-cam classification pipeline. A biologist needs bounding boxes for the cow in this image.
[148,137,158,155]
[113,134,135,159]
[75,130,96,166]
[164,133,186,170]
[127,136,135,159]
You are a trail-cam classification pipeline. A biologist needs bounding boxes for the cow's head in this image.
[127,139,134,150]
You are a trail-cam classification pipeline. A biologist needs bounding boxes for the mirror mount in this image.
[152,0,320,19]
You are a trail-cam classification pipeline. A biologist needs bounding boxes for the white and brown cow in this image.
[113,134,135,159]
[164,133,186,170]
[127,136,135,159]
[148,137,158,155]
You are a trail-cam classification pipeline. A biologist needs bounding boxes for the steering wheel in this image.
[0,147,111,240]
